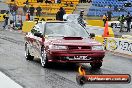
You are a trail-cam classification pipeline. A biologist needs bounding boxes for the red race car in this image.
[25,21,105,68]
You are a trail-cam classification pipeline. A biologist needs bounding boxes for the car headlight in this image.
[49,45,67,49]
[92,46,104,50]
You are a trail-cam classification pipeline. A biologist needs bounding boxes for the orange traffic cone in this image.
[103,21,109,37]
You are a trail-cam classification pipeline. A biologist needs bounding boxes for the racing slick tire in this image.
[40,47,49,68]
[90,61,102,69]
[25,43,34,61]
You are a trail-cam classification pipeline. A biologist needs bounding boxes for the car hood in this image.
[46,37,101,46]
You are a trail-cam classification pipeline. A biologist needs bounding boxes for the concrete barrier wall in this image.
[0,14,6,21]
[86,20,104,27]
[34,17,56,21]
[0,15,56,22]
[95,35,104,44]
[107,37,132,56]
[22,21,36,32]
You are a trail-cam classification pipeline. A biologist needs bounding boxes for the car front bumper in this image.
[47,50,105,63]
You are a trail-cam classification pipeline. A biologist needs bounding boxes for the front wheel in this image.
[40,49,49,68]
[25,43,34,61]
[90,62,102,69]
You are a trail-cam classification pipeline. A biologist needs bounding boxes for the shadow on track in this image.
[29,58,103,74]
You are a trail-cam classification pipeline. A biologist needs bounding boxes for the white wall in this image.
[107,38,132,56]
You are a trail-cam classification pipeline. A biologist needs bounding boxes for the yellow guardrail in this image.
[22,21,36,32]
[86,20,104,27]
[0,14,7,21]
[87,25,114,44]
[95,35,105,44]
[34,17,56,22]
[87,20,114,45]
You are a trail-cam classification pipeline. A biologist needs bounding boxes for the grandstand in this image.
[5,0,79,15]
[88,0,132,17]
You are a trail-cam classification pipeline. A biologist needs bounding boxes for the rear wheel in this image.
[25,43,34,61]
[90,61,102,69]
[40,48,49,68]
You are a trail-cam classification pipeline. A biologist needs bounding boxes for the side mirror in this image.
[34,32,43,38]
[89,33,95,39]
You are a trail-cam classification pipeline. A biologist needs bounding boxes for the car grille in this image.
[68,46,91,50]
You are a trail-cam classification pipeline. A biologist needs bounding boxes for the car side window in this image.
[31,22,43,34]
[31,27,38,34]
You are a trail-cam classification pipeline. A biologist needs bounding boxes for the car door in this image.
[31,22,45,59]
[25,26,36,57]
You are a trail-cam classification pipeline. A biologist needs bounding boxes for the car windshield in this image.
[45,22,89,37]
[86,26,104,35]
[67,14,79,21]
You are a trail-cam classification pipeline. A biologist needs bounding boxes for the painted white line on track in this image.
[0,71,23,88]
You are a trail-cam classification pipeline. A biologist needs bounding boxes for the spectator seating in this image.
[6,0,77,15]
[62,0,79,4]
[88,0,132,17]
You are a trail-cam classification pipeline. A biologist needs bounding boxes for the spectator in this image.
[23,5,28,15]
[125,12,132,32]
[40,0,43,3]
[83,0,85,3]
[8,4,12,14]
[10,5,14,14]
[102,13,107,27]
[56,7,66,21]
[118,15,125,32]
[29,5,35,16]
[55,0,57,3]
[37,0,39,3]
[57,0,61,3]
[36,6,42,17]
[26,11,30,21]
[70,2,73,6]
[81,0,86,3]
[108,4,112,8]
[64,2,68,7]
[107,11,112,21]
[37,0,43,3]
[88,0,92,3]
[3,11,9,29]
[12,5,18,14]
[45,0,48,3]
[23,0,29,5]
[45,0,52,3]
[77,10,86,28]
[12,10,17,27]
[26,0,29,5]
[80,0,83,3]
[114,6,118,11]
[49,0,52,3]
